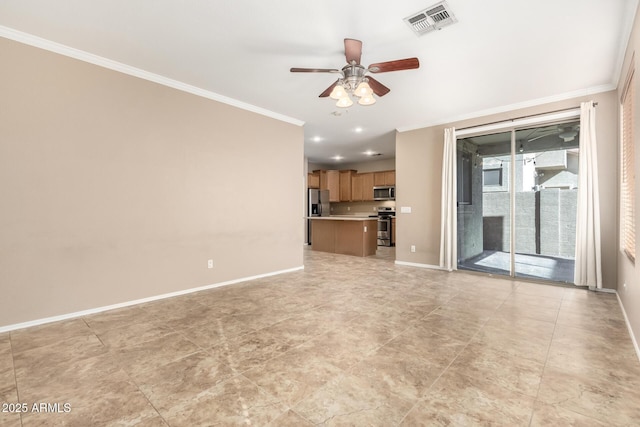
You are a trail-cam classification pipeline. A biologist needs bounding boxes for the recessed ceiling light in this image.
[311,136,323,143]
[354,127,364,133]
[332,155,344,161]
[364,150,375,156]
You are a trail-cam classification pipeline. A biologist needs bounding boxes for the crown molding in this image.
[0,26,305,127]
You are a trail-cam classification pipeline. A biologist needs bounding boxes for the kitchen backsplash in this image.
[330,200,396,215]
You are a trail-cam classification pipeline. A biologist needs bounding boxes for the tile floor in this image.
[1,248,639,426]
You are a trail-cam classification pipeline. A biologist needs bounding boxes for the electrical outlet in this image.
[373,207,377,211]
[208,259,214,269]
[411,245,416,253]
[347,207,350,211]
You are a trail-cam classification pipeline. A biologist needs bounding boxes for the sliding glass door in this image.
[456,121,580,283]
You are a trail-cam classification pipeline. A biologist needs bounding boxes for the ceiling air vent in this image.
[404,1,457,36]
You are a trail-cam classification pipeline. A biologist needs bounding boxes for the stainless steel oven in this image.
[376,207,395,246]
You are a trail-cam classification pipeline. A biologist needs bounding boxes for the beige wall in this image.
[617,4,640,352]
[396,90,619,288]
[0,38,304,328]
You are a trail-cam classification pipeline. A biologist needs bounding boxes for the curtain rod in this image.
[456,102,597,132]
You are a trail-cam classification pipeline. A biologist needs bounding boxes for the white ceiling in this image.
[0,0,637,164]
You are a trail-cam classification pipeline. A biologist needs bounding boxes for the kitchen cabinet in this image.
[317,170,340,202]
[351,172,375,202]
[339,170,356,201]
[374,170,396,186]
[361,172,375,201]
[310,217,377,257]
[307,172,320,189]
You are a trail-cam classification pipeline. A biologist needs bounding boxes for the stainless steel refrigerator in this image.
[307,189,330,244]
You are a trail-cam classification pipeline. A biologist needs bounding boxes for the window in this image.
[621,66,636,262]
[483,168,503,186]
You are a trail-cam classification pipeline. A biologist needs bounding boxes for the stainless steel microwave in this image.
[373,186,395,200]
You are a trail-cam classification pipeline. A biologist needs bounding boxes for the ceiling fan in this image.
[290,38,419,107]
[527,124,580,142]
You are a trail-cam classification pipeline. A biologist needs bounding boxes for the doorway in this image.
[456,121,580,283]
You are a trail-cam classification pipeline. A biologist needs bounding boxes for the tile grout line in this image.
[395,284,514,426]
[526,291,562,427]
[8,333,24,427]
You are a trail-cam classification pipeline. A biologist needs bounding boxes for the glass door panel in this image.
[513,122,579,283]
[457,131,512,277]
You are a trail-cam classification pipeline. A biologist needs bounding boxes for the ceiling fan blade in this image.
[344,38,362,65]
[290,67,340,73]
[368,58,420,73]
[319,80,339,98]
[366,77,391,97]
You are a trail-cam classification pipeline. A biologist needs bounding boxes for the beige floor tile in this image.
[349,345,444,401]
[110,332,201,375]
[530,402,609,426]
[96,320,175,349]
[84,305,160,334]
[160,374,287,426]
[494,301,560,323]
[260,309,353,347]
[268,409,314,426]
[243,344,344,406]
[547,324,640,373]
[177,315,256,348]
[0,369,17,403]
[0,335,15,403]
[503,292,563,310]
[20,381,161,426]
[537,365,640,425]
[386,325,467,368]
[15,352,124,405]
[400,371,536,426]
[514,281,568,298]
[13,334,107,380]
[446,341,545,397]
[414,312,484,342]
[293,372,414,426]
[130,351,237,412]
[295,328,384,371]
[0,412,21,427]
[10,318,94,354]
[207,329,292,373]
[471,326,552,364]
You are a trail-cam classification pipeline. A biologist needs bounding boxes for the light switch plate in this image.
[400,206,412,214]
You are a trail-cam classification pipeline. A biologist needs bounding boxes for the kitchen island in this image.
[309,216,378,257]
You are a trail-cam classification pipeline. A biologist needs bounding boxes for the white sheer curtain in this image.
[440,127,457,271]
[574,101,602,288]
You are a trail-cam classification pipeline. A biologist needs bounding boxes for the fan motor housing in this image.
[341,64,366,89]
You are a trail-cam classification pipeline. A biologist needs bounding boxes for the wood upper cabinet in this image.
[339,170,356,202]
[361,172,375,201]
[327,170,340,202]
[352,172,374,201]
[374,170,396,186]
[317,170,340,202]
[307,172,320,189]
[351,174,363,201]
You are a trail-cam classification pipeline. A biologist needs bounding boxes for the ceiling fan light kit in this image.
[291,38,419,108]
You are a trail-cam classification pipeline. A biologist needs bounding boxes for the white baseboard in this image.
[394,260,446,270]
[0,265,304,334]
[616,291,640,363]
